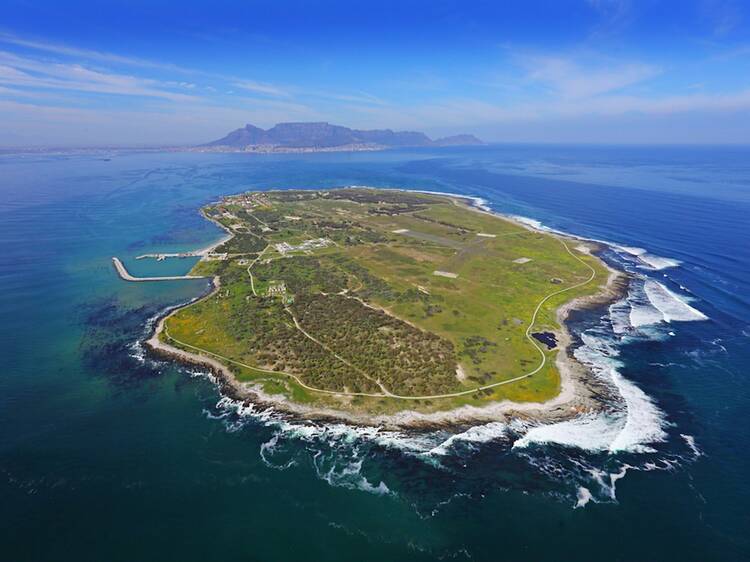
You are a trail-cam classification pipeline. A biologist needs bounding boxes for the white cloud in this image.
[0,31,294,101]
[521,54,660,98]
[233,80,290,97]
[308,90,387,106]
[0,31,190,72]
[0,51,200,102]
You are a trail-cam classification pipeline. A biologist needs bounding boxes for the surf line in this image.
[112,257,207,282]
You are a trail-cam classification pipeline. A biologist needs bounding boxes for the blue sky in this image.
[1,0,750,146]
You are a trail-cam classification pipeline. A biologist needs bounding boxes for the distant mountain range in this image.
[202,122,483,151]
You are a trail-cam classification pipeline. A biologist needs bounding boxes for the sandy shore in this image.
[192,210,235,255]
[143,188,631,430]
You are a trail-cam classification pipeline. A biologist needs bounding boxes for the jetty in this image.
[136,252,194,260]
[112,257,206,282]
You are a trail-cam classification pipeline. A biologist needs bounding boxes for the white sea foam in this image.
[587,465,632,500]
[574,487,594,508]
[213,395,438,455]
[128,340,146,363]
[314,457,391,496]
[415,189,492,212]
[638,254,682,270]
[612,278,708,331]
[581,333,668,453]
[680,434,703,458]
[514,413,623,452]
[514,329,667,454]
[629,300,665,328]
[643,279,708,323]
[259,433,297,470]
[616,245,648,257]
[426,422,507,456]
[509,215,553,232]
[608,299,632,335]
[610,244,681,271]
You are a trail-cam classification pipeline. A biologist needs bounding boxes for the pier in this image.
[112,257,206,282]
[135,252,195,260]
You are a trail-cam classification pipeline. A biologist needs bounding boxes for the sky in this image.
[1,0,750,146]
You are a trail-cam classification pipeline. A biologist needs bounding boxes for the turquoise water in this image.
[1,147,748,561]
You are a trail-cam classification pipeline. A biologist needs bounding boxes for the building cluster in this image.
[274,238,332,255]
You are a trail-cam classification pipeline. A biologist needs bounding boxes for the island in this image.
[135,188,625,427]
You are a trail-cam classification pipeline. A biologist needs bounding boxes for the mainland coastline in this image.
[134,188,630,430]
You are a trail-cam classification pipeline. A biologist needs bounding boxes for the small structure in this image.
[267,281,287,296]
[513,257,532,264]
[274,238,332,255]
[433,270,458,279]
[477,233,496,238]
[392,228,409,234]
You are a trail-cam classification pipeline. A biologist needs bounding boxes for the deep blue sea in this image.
[1,145,748,561]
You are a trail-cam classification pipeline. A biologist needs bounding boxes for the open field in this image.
[160,188,612,415]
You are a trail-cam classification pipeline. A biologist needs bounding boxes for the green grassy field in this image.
[162,188,610,415]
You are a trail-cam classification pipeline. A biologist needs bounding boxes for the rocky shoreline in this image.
[143,189,631,430]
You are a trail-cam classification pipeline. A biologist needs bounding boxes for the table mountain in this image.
[203,122,483,149]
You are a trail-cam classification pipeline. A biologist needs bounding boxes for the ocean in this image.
[1,145,748,561]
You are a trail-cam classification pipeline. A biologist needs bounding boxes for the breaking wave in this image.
[611,245,682,271]
[425,422,508,457]
[510,215,549,232]
[643,279,708,323]
[609,278,708,335]
[514,327,668,454]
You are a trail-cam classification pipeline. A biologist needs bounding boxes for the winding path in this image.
[246,245,270,296]
[284,306,393,395]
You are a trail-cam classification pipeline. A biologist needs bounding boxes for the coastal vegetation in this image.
[161,188,610,414]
